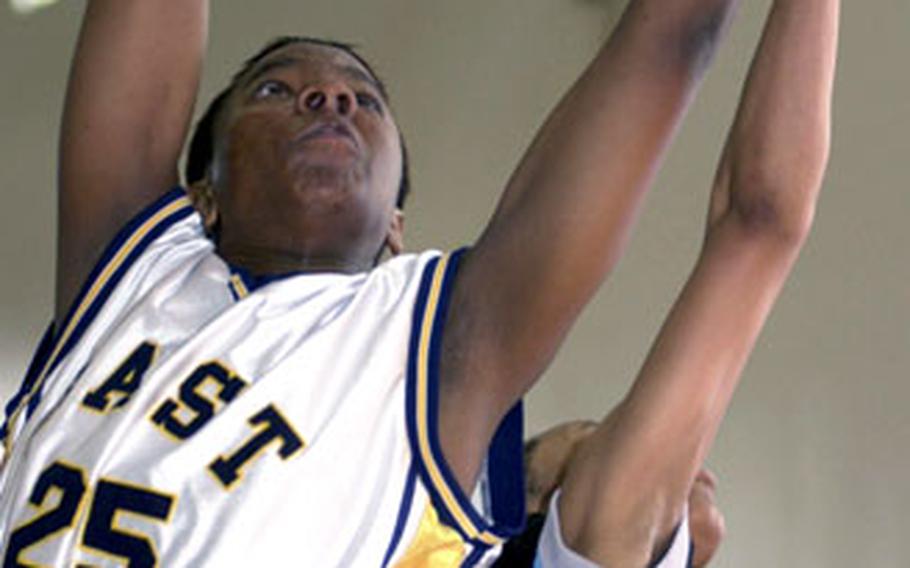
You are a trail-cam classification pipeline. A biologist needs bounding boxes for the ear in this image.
[187,179,220,235]
[385,209,405,256]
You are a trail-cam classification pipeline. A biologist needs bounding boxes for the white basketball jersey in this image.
[0,188,525,567]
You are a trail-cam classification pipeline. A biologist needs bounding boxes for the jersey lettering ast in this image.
[0,188,524,567]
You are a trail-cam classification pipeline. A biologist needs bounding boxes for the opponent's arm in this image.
[499,421,723,568]
[56,0,208,321]
[439,0,739,491]
[523,422,725,567]
[555,1,839,564]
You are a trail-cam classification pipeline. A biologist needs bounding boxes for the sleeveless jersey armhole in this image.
[402,248,527,566]
[0,188,196,456]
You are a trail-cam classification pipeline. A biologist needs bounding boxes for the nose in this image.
[298,82,356,117]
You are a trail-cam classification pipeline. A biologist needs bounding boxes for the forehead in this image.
[238,43,382,93]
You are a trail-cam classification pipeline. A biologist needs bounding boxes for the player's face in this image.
[210,43,404,272]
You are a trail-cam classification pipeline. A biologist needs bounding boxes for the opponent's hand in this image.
[524,420,598,515]
[524,420,727,565]
[688,468,726,567]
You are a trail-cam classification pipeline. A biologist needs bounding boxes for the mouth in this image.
[294,120,360,152]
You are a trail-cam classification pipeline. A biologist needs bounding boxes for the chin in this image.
[291,160,363,193]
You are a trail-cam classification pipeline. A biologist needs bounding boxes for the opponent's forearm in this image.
[557,4,840,561]
[642,0,841,462]
[622,223,800,485]
[560,222,800,566]
[712,0,840,236]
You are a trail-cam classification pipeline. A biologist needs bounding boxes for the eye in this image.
[253,79,293,100]
[356,92,383,114]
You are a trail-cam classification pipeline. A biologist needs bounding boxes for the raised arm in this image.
[438,0,739,490]
[56,0,208,321]
[555,0,840,564]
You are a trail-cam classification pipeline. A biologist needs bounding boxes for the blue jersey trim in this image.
[462,544,492,567]
[0,323,54,445]
[3,187,195,452]
[228,264,296,293]
[405,248,526,551]
[487,403,526,531]
[382,461,419,568]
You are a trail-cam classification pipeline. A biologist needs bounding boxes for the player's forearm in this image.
[56,0,208,319]
[712,0,839,239]
[497,0,739,228]
[61,0,209,188]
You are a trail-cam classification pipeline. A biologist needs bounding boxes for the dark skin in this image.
[207,44,404,275]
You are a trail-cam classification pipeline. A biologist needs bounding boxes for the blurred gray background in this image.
[1,1,906,565]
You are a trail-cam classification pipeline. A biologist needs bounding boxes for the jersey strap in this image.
[0,324,54,455]
[1,188,195,455]
[402,249,526,565]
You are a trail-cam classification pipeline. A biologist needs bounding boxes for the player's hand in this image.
[688,468,726,567]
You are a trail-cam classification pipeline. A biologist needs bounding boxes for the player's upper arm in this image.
[436,0,738,490]
[56,0,207,321]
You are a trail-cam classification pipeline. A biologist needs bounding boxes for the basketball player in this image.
[515,0,840,565]
[0,0,752,565]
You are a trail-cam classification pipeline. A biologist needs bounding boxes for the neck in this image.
[218,243,373,276]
